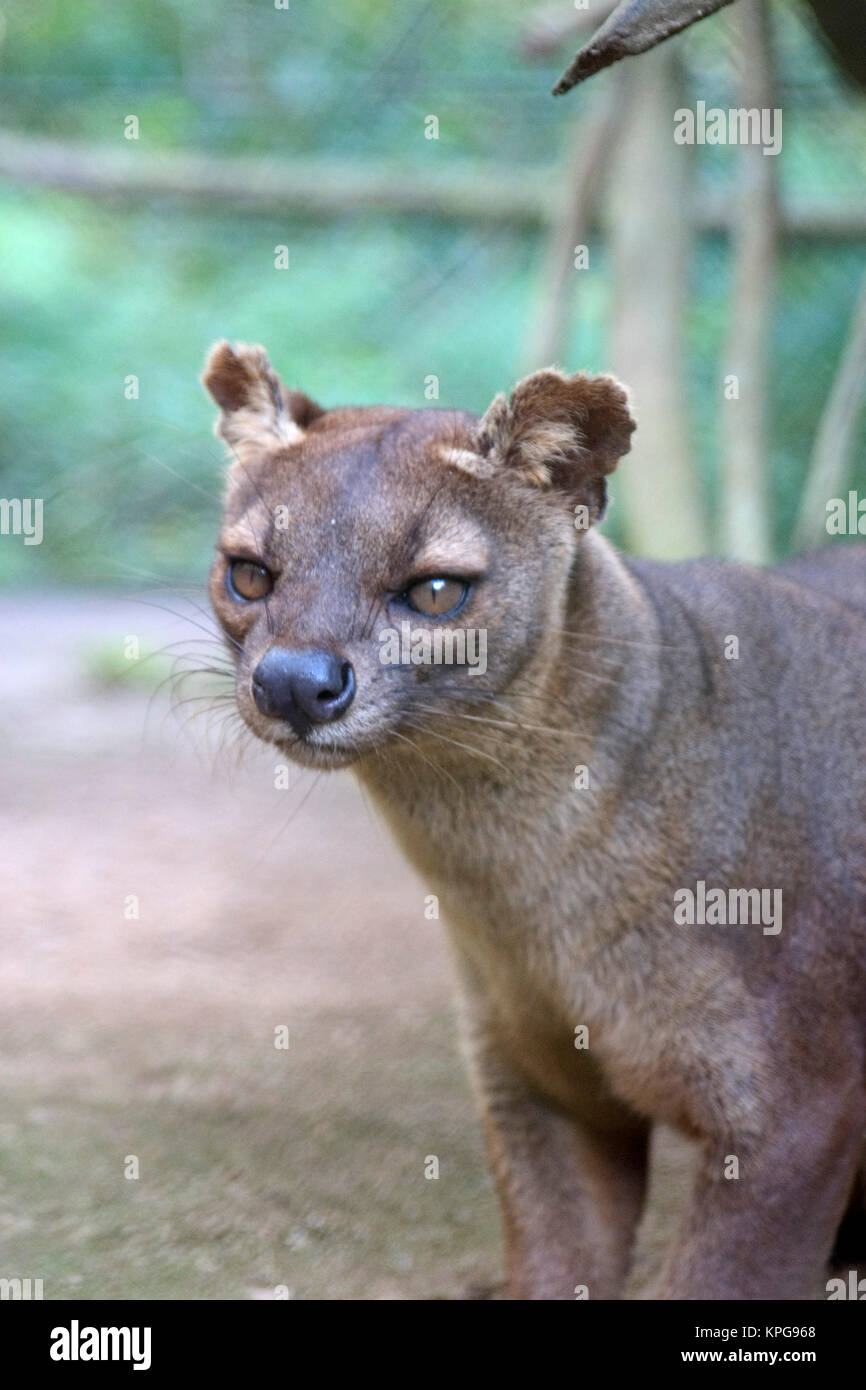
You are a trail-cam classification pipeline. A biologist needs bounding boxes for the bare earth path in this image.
[0,594,690,1300]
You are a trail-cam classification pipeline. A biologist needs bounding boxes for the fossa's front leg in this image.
[653,1082,864,1299]
[483,1081,649,1299]
[460,996,649,1299]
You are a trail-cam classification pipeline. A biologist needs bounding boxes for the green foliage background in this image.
[0,0,864,586]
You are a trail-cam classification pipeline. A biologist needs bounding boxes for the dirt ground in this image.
[0,592,707,1299]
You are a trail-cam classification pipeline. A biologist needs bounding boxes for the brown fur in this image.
[202,341,866,1300]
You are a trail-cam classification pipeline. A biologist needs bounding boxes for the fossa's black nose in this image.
[252,647,355,734]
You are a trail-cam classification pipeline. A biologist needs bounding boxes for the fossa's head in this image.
[202,340,634,769]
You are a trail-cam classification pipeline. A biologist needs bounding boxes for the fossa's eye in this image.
[405,576,468,617]
[227,559,273,601]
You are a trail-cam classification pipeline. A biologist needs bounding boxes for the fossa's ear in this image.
[476,368,635,523]
[201,340,323,464]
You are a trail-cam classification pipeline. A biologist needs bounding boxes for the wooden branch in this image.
[695,195,866,240]
[719,0,778,564]
[553,0,736,96]
[808,0,866,91]
[0,129,864,237]
[794,267,866,550]
[523,87,626,369]
[0,129,555,226]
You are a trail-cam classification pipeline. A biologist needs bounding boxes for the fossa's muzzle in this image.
[252,646,356,736]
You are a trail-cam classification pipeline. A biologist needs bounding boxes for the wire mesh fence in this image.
[0,0,863,582]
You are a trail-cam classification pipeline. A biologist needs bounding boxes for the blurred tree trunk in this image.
[607,52,708,559]
[524,88,625,371]
[794,267,866,550]
[719,0,778,564]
